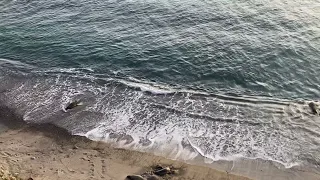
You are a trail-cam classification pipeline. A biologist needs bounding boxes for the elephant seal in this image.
[308,102,319,115]
[65,100,82,111]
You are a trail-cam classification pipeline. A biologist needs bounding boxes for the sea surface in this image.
[0,0,320,169]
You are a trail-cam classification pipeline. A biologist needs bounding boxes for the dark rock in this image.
[126,175,146,180]
[154,167,170,176]
[309,102,319,115]
[154,165,163,170]
[65,100,81,110]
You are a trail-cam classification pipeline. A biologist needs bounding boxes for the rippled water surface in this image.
[0,0,320,168]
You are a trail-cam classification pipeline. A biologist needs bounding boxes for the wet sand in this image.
[0,118,319,180]
[0,121,252,180]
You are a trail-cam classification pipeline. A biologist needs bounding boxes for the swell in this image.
[1,0,320,100]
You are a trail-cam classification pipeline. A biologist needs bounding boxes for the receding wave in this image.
[1,61,320,169]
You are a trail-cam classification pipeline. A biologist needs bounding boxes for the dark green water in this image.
[0,0,320,168]
[1,0,320,98]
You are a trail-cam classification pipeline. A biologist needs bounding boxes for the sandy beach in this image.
[0,120,252,180]
[1,113,320,180]
[1,0,320,179]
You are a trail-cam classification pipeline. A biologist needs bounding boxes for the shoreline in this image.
[0,121,252,180]
[0,117,319,180]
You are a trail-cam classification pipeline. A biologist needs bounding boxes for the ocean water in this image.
[0,0,320,168]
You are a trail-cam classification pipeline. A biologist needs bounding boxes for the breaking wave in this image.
[1,59,320,169]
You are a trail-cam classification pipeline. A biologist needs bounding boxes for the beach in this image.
[1,0,320,179]
[0,120,253,180]
[1,120,320,180]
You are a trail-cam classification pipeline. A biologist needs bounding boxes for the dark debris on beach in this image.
[126,164,183,180]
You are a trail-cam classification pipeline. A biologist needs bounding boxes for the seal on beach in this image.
[65,100,82,111]
[308,102,319,115]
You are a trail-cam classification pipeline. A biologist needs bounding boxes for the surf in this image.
[0,61,319,169]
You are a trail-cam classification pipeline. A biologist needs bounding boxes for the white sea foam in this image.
[1,68,317,169]
[0,58,35,69]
